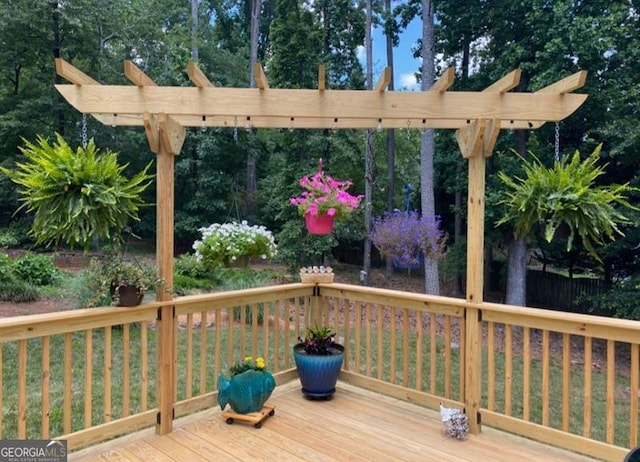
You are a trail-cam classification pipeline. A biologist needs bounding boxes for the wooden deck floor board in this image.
[69,381,601,462]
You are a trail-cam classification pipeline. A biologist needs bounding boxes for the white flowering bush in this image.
[193,221,277,268]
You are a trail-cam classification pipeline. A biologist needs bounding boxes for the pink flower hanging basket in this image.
[304,213,334,235]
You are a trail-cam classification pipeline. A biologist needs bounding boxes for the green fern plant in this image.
[497,144,637,259]
[0,134,153,250]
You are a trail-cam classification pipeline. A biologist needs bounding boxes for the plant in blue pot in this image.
[217,356,276,414]
[293,324,344,399]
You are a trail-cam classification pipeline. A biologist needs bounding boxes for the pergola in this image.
[54,58,587,432]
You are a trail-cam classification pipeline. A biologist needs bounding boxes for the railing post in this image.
[310,286,321,327]
[156,304,175,435]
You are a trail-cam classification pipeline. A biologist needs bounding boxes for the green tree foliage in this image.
[1,0,640,292]
[497,144,636,260]
[1,134,153,250]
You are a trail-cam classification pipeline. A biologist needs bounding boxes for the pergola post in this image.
[144,111,185,435]
[464,154,486,434]
[457,118,500,433]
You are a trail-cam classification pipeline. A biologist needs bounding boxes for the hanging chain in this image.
[233,116,238,142]
[554,122,560,162]
[81,113,88,149]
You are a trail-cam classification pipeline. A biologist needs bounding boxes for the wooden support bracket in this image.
[143,112,160,154]
[456,119,486,159]
[483,119,501,157]
[158,113,185,156]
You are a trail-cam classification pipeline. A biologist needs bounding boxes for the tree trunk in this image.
[52,1,64,135]
[505,237,527,306]
[385,0,395,277]
[246,0,261,215]
[420,0,439,295]
[504,83,531,305]
[191,0,199,61]
[362,0,373,286]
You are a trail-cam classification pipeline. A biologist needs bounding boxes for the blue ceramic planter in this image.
[217,370,275,414]
[293,343,344,399]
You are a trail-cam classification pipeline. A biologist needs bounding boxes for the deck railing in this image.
[0,282,637,461]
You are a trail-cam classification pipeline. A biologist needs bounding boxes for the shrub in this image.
[0,228,19,249]
[0,273,39,302]
[0,253,12,278]
[12,253,59,286]
[174,253,211,279]
[577,277,640,320]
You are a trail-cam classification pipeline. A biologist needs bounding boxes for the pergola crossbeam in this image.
[55,85,586,128]
[55,60,586,132]
[87,114,543,130]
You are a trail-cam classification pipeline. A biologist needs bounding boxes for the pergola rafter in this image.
[53,58,588,436]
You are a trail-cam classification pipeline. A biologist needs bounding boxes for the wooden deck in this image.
[69,382,601,462]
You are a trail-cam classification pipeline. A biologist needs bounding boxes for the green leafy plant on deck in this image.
[0,134,153,250]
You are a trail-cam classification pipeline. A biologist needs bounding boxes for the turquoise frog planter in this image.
[217,369,275,414]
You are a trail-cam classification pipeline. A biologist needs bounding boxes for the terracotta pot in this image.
[304,213,335,235]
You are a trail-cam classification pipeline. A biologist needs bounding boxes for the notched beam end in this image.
[536,70,588,94]
[375,67,392,92]
[318,64,326,91]
[55,58,100,85]
[431,68,455,93]
[187,60,214,88]
[124,60,157,87]
[254,63,269,89]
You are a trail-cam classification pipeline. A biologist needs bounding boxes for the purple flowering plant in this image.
[370,211,446,266]
[290,159,363,221]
